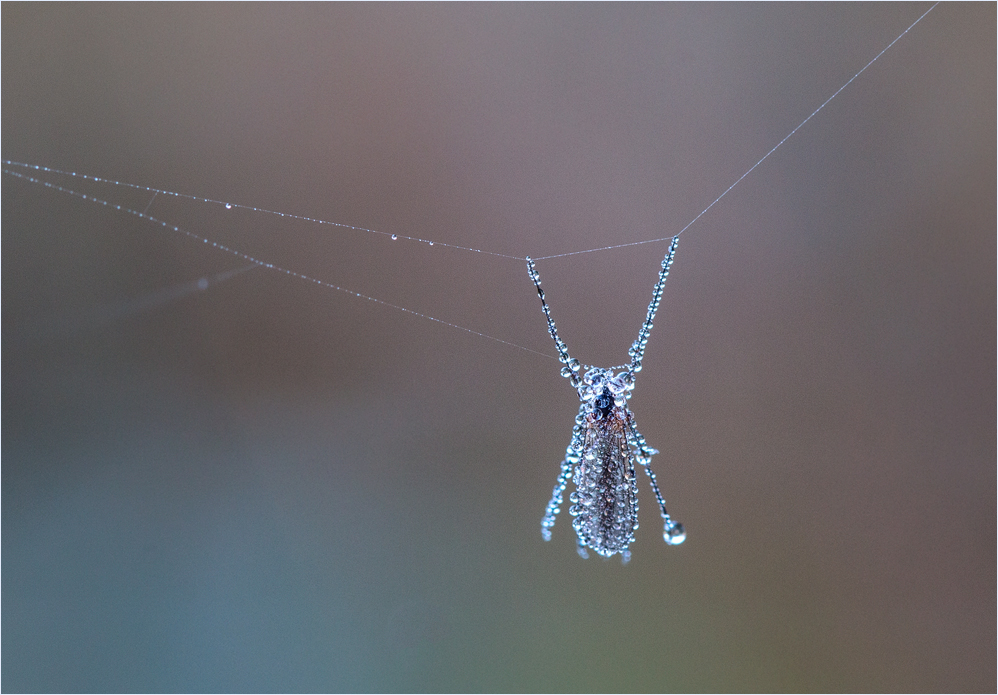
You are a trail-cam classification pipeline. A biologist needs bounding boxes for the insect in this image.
[526,236,684,563]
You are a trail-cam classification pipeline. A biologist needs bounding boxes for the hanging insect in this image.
[526,236,685,563]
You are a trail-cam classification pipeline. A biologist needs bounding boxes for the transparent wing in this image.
[569,410,640,558]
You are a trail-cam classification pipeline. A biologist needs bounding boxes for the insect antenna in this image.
[525,256,582,387]
[627,236,679,377]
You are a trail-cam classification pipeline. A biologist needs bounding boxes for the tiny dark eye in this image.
[595,389,614,419]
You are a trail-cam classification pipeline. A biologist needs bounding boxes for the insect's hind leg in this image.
[541,408,586,541]
[541,451,580,542]
[540,457,573,541]
[628,418,686,546]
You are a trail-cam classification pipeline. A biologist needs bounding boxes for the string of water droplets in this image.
[3,2,937,355]
[3,166,554,359]
[3,160,523,261]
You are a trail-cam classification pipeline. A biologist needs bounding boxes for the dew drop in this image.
[663,521,686,545]
[391,234,398,240]
[225,203,232,209]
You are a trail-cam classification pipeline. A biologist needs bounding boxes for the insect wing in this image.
[570,409,640,558]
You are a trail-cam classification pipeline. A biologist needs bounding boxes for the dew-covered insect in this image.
[526,237,685,563]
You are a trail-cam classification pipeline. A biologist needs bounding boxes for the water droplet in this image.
[663,521,686,545]
[428,241,434,246]
[569,358,581,372]
[225,203,232,209]
[391,234,398,240]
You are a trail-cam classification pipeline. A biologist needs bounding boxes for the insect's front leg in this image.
[540,408,586,541]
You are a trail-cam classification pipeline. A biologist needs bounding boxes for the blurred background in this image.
[3,4,994,692]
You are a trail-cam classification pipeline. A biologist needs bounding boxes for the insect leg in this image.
[628,416,686,546]
[540,457,572,542]
[541,412,585,541]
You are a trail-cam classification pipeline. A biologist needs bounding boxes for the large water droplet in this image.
[663,520,686,545]
[391,234,398,240]
[225,203,232,209]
